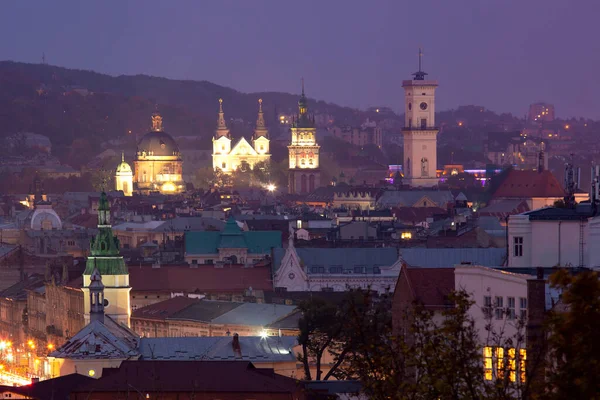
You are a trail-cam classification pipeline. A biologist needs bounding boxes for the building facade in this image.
[288,84,321,194]
[212,99,271,174]
[133,112,185,195]
[402,51,439,188]
[273,238,401,293]
[331,125,382,148]
[81,192,131,327]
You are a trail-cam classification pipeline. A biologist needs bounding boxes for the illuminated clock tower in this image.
[288,81,320,194]
[402,49,439,187]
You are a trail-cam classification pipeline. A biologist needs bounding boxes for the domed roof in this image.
[137,131,180,157]
[137,113,180,157]
[116,153,132,174]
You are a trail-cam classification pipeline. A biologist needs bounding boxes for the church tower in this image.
[82,192,131,327]
[253,99,270,157]
[115,152,133,196]
[212,99,232,172]
[402,49,439,187]
[288,81,320,194]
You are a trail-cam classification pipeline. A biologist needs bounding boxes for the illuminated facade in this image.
[134,113,185,195]
[402,50,439,187]
[288,83,320,194]
[114,152,133,196]
[212,99,270,173]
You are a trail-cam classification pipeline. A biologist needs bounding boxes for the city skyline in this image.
[0,0,598,119]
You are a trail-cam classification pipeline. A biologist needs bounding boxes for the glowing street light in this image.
[267,184,276,192]
[260,330,269,339]
[47,344,54,350]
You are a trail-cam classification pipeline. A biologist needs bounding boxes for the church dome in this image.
[137,131,180,157]
[116,156,132,174]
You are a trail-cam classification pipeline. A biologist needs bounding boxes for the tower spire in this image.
[412,47,428,81]
[121,151,125,163]
[301,77,305,97]
[256,98,266,130]
[215,98,230,138]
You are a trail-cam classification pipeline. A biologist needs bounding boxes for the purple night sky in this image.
[0,0,598,118]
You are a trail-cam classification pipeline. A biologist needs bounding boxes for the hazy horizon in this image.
[1,0,598,119]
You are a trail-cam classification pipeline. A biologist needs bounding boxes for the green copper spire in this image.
[84,192,127,275]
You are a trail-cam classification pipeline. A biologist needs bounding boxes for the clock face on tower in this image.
[420,102,428,110]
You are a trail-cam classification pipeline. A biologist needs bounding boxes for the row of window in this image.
[483,296,527,320]
[483,346,526,383]
[309,266,381,274]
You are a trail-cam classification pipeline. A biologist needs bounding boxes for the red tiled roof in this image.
[404,266,455,309]
[492,170,564,199]
[128,265,273,293]
[132,296,200,320]
[72,361,303,394]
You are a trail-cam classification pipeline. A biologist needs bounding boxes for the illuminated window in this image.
[222,162,226,169]
[400,232,412,240]
[221,145,225,151]
[496,347,505,379]
[519,349,527,383]
[483,347,493,381]
[508,348,517,382]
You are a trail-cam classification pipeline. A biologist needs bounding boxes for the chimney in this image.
[232,333,241,356]
[526,271,547,395]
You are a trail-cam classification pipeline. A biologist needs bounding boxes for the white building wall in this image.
[455,266,529,347]
[508,213,590,268]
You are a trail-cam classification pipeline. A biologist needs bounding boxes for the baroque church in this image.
[115,112,185,195]
[212,99,270,173]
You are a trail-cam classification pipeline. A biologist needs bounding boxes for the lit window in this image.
[483,347,493,381]
[401,232,412,240]
[513,236,523,257]
[519,349,527,383]
[496,347,505,379]
[508,348,517,382]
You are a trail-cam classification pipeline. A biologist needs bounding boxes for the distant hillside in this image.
[0,61,376,165]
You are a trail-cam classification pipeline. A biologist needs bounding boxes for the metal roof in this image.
[272,247,399,273]
[400,248,506,268]
[139,336,297,362]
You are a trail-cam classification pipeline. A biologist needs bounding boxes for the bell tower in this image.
[212,99,232,172]
[288,80,320,194]
[82,192,131,327]
[402,49,439,187]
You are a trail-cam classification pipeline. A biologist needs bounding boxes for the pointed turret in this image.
[292,78,314,129]
[215,98,230,138]
[253,98,268,139]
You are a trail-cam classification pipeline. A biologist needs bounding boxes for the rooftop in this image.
[492,169,564,199]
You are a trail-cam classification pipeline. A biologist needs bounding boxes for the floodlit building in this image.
[133,112,185,194]
[212,99,271,173]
